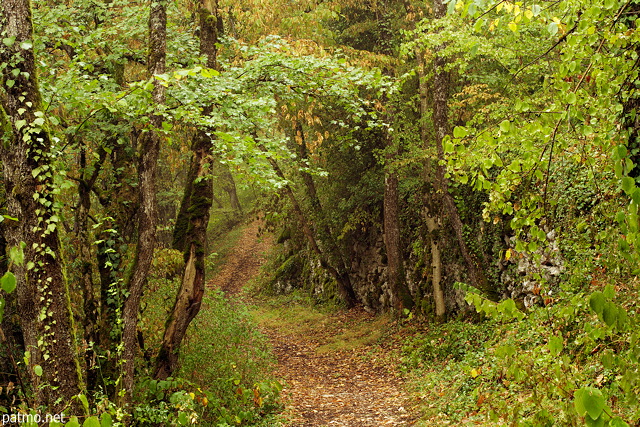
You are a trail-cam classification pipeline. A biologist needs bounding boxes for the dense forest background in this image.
[2,0,640,425]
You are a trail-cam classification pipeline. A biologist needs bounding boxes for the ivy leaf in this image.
[20,40,32,50]
[34,364,43,377]
[0,272,16,294]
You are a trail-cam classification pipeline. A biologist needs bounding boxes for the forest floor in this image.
[207,220,420,426]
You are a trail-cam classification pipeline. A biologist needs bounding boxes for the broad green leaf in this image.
[609,416,630,427]
[499,120,511,133]
[602,301,618,327]
[548,22,558,36]
[82,417,101,427]
[64,416,81,427]
[34,365,43,376]
[547,335,563,356]
[589,291,605,315]
[622,176,635,194]
[1,272,16,294]
[100,413,113,427]
[603,284,615,299]
[453,126,468,138]
[574,387,605,420]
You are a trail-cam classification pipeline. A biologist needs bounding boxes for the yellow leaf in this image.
[505,248,512,260]
[524,9,533,20]
[508,21,518,32]
[471,368,479,378]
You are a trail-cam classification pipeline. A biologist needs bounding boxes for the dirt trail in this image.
[206,220,272,295]
[208,222,417,426]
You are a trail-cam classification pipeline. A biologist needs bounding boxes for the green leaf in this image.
[177,412,188,426]
[602,301,618,327]
[34,365,43,377]
[453,126,468,138]
[567,92,577,104]
[589,291,605,315]
[622,176,635,194]
[548,22,559,36]
[574,387,605,420]
[1,272,16,294]
[82,417,101,427]
[499,120,511,133]
[100,413,113,427]
[609,416,630,427]
[603,284,615,299]
[531,5,541,16]
[547,335,563,356]
[64,417,81,427]
[2,37,15,47]
[20,41,32,50]
[78,394,89,413]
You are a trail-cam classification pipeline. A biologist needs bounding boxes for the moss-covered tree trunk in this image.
[155,0,220,380]
[0,0,83,411]
[259,138,357,308]
[292,121,358,307]
[120,0,166,403]
[431,0,493,300]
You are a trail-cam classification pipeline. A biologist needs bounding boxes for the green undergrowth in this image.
[247,289,395,355]
[135,226,283,425]
[404,281,640,426]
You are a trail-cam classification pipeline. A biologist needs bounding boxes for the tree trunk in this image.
[293,122,359,307]
[430,0,493,298]
[220,163,242,213]
[155,0,221,380]
[259,140,357,307]
[417,50,446,319]
[75,144,107,391]
[120,0,166,403]
[0,0,83,411]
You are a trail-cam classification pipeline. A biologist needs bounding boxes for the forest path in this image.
[208,221,418,426]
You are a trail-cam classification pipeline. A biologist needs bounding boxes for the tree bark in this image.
[220,163,242,213]
[417,50,446,319]
[430,0,493,298]
[0,0,83,411]
[259,140,357,307]
[155,0,221,380]
[120,0,166,403]
[293,122,359,307]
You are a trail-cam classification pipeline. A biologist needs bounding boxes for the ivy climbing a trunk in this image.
[0,0,83,411]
